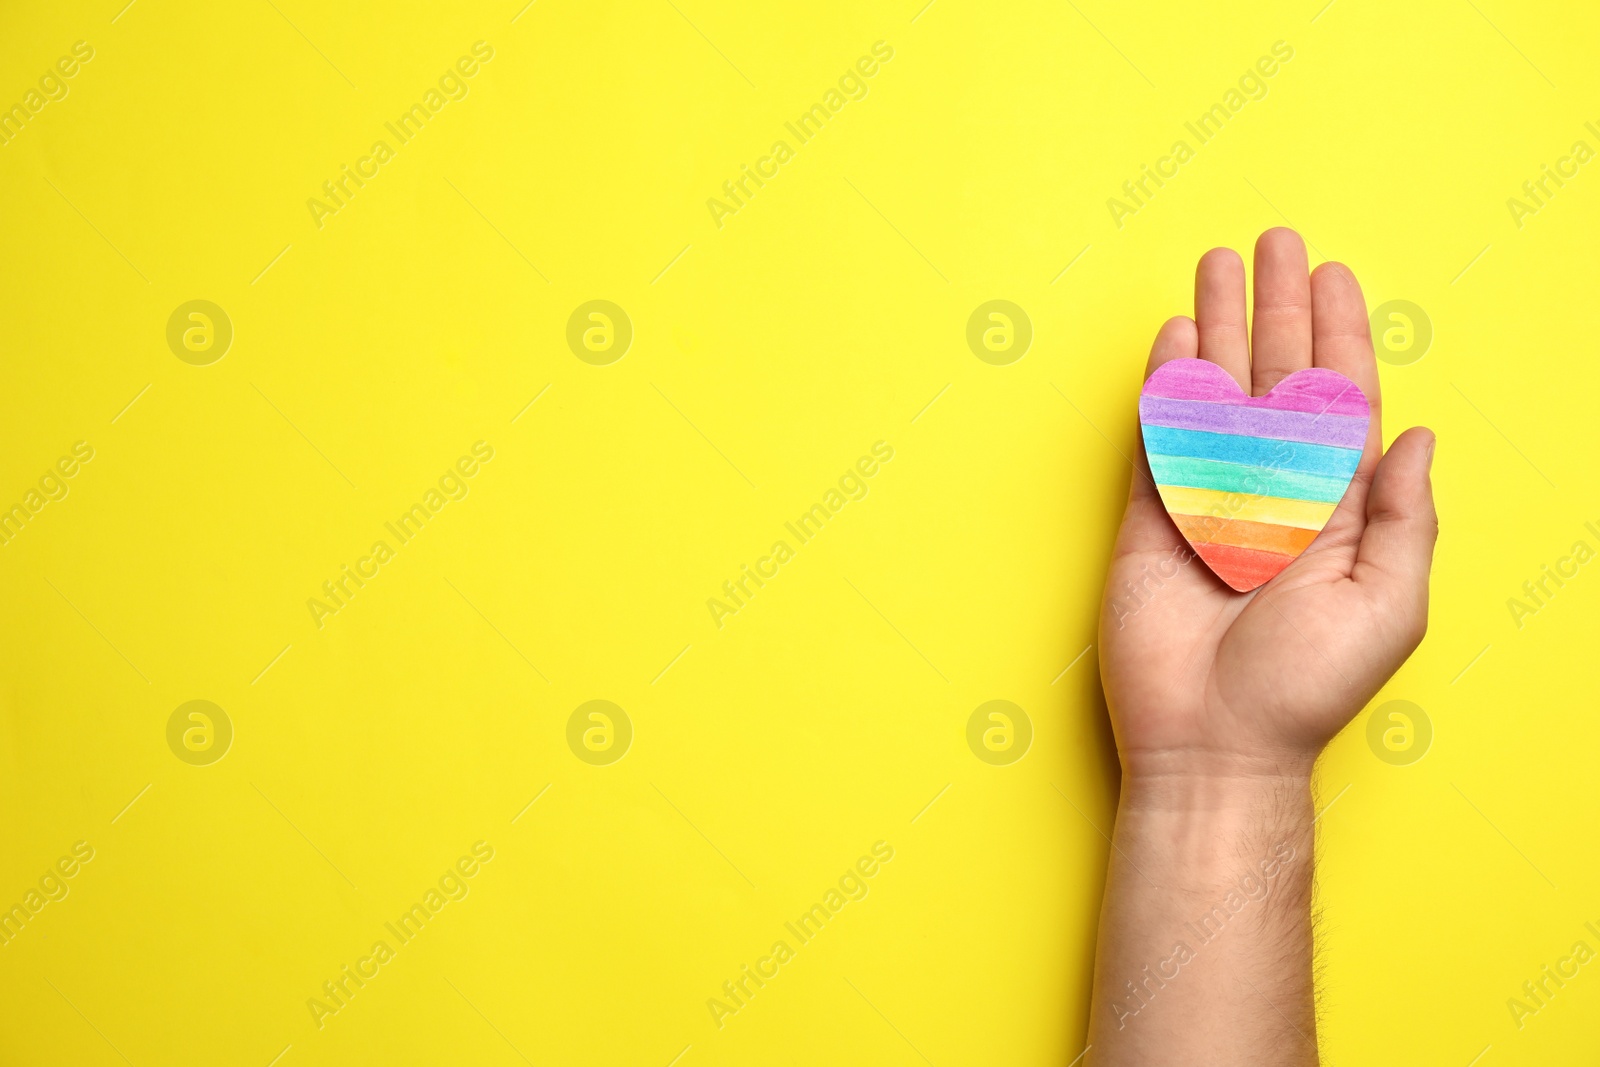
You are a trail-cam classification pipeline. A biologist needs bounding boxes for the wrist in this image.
[1118,746,1318,805]
[1118,768,1314,830]
[1113,765,1315,896]
[1116,756,1315,849]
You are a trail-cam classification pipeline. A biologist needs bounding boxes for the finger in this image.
[1131,315,1198,511]
[1306,260,1383,554]
[1310,260,1382,455]
[1143,314,1198,378]
[1352,427,1437,639]
[1194,247,1250,391]
[1250,227,1313,395]
[1115,317,1197,561]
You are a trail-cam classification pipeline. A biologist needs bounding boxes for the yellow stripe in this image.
[1156,485,1336,531]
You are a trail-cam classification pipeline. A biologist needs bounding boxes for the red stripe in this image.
[1191,541,1296,592]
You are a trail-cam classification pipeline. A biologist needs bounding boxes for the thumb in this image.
[1353,427,1438,630]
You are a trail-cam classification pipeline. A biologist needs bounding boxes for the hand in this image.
[1100,228,1438,781]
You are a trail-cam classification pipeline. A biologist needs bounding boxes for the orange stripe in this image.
[1172,513,1320,556]
[1190,542,1296,592]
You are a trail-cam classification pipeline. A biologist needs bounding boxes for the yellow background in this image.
[1,0,1597,1063]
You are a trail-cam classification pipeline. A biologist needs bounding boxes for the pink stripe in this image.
[1143,360,1369,418]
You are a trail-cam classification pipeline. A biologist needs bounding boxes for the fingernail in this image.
[1425,434,1436,469]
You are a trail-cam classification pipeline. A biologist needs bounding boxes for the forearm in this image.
[1087,764,1318,1065]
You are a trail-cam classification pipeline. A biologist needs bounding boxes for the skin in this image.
[1087,228,1438,1064]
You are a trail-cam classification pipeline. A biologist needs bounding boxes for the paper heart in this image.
[1138,359,1370,592]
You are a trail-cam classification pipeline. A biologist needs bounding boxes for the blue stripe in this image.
[1142,425,1360,480]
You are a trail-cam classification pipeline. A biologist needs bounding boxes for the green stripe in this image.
[1148,454,1351,504]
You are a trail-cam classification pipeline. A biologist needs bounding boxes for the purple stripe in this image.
[1139,397,1369,450]
[1143,360,1369,418]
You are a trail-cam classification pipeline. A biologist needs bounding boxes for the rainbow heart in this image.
[1138,359,1370,592]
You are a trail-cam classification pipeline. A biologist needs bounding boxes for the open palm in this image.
[1100,229,1438,778]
